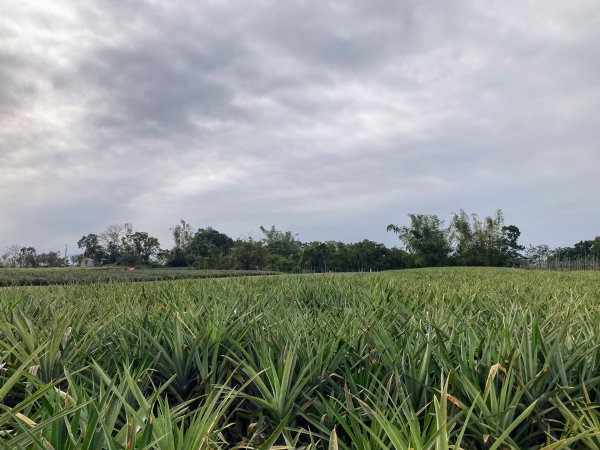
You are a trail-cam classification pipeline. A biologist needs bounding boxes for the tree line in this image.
[1,209,598,271]
[523,237,600,269]
[71,209,529,271]
[0,246,65,268]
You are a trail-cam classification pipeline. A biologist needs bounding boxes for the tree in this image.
[19,247,38,268]
[351,240,389,272]
[385,247,410,270]
[260,226,301,257]
[260,226,302,272]
[480,210,506,265]
[549,236,600,266]
[155,248,171,266]
[99,223,131,263]
[121,231,161,264]
[299,240,407,272]
[187,227,234,269]
[388,214,451,267]
[37,251,64,267]
[1,244,22,268]
[524,244,550,268]
[449,209,474,265]
[501,225,525,267]
[165,248,187,267]
[300,241,331,272]
[324,241,352,271]
[78,224,159,266]
[77,234,105,265]
[171,219,194,250]
[592,237,600,258]
[230,238,268,270]
[449,209,523,266]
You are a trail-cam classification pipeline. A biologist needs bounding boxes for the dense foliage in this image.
[76,223,161,266]
[161,210,529,271]
[1,268,599,449]
[551,237,600,261]
[164,224,413,273]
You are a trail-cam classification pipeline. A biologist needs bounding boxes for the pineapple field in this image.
[0,268,277,288]
[1,268,599,449]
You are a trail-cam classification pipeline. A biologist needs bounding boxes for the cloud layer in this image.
[1,0,599,252]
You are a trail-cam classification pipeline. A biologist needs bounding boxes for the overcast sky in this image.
[1,0,599,253]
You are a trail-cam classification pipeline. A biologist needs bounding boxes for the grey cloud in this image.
[1,0,599,253]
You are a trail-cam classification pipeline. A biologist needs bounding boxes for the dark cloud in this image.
[1,0,599,253]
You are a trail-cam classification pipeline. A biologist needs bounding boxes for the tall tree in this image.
[121,231,161,264]
[19,247,38,268]
[450,209,523,266]
[171,219,194,250]
[300,241,330,272]
[0,244,22,268]
[36,251,64,267]
[77,234,105,265]
[187,227,234,269]
[260,226,302,272]
[387,214,451,267]
[230,238,268,270]
[501,225,525,267]
[99,223,131,263]
[524,244,550,268]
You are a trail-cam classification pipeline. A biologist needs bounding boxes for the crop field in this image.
[1,268,599,449]
[0,268,277,287]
